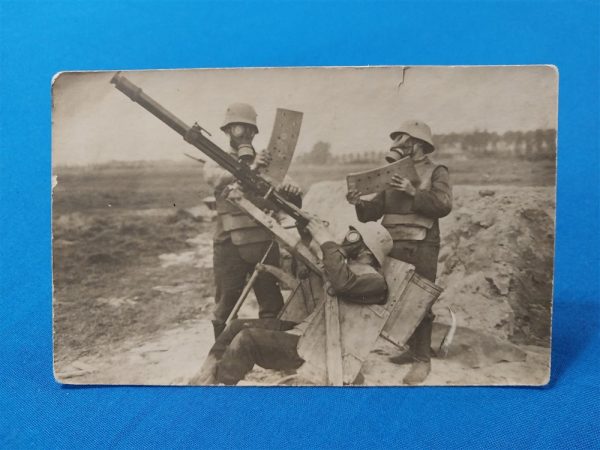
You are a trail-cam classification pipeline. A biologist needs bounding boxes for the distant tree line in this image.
[297,129,557,164]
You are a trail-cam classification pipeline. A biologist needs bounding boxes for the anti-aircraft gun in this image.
[110,73,448,386]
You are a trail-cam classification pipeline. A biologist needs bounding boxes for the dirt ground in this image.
[52,157,554,386]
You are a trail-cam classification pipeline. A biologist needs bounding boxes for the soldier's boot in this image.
[403,360,431,385]
[188,354,218,385]
[402,313,433,384]
[212,321,226,340]
[351,371,365,385]
[388,348,416,365]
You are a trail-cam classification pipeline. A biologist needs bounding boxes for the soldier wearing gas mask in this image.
[210,103,302,339]
[346,120,452,385]
[189,219,391,386]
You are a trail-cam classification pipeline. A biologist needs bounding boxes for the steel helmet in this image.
[348,222,393,267]
[390,120,435,153]
[220,103,259,133]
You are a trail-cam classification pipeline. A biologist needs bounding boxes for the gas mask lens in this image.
[230,124,246,138]
[387,134,412,162]
[386,149,403,163]
[342,230,363,259]
[229,124,256,139]
[345,229,362,244]
[227,123,257,163]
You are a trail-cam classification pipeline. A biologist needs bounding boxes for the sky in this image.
[52,65,558,166]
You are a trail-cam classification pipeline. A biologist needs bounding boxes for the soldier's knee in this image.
[229,329,256,354]
[227,319,246,335]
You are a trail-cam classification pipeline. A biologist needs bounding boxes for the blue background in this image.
[1,0,599,447]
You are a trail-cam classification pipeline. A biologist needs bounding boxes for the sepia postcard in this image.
[52,65,557,386]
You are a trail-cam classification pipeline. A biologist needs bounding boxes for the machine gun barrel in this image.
[110,72,308,225]
[111,72,190,136]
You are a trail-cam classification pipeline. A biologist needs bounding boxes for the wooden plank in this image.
[296,300,328,384]
[261,108,303,185]
[230,196,323,275]
[279,272,322,323]
[297,258,418,385]
[324,290,344,386]
[381,272,444,348]
[337,259,414,384]
[381,258,415,313]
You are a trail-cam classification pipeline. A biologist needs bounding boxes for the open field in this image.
[52,156,555,384]
[54,156,555,214]
[288,156,555,190]
[53,162,210,214]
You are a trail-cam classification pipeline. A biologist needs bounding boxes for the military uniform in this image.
[354,156,452,362]
[208,102,303,338]
[208,239,389,385]
[210,164,302,338]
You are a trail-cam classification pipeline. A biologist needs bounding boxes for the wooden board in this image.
[278,271,323,323]
[229,195,323,275]
[324,290,344,386]
[295,300,328,384]
[381,272,444,348]
[297,258,416,385]
[260,108,303,185]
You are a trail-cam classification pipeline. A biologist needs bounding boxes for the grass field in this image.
[54,155,555,213]
[53,162,210,214]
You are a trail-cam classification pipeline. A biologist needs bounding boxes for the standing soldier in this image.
[210,103,301,338]
[346,120,452,385]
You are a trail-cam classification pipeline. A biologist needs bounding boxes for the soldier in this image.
[210,103,302,338]
[190,218,392,385]
[346,120,452,385]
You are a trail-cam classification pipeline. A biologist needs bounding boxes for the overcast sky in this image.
[52,65,557,166]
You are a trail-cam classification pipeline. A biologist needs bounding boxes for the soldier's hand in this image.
[306,218,334,246]
[278,182,302,197]
[254,149,272,168]
[389,176,416,196]
[346,189,363,205]
[226,185,244,200]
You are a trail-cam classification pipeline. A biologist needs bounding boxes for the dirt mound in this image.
[437,185,554,345]
[302,182,555,346]
[302,181,364,239]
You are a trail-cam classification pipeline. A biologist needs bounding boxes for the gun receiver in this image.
[110,72,308,225]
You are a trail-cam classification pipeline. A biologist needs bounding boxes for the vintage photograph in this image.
[52,66,557,386]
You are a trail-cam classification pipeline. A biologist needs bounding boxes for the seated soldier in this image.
[190,217,393,385]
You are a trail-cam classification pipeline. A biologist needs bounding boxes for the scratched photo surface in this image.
[52,66,557,386]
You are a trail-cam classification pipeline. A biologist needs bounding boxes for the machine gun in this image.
[110,73,448,386]
[111,72,324,279]
[110,72,309,226]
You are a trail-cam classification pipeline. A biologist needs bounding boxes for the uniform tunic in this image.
[355,157,452,247]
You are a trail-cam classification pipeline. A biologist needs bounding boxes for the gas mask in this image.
[340,228,378,265]
[341,229,366,259]
[386,134,415,163]
[226,123,257,164]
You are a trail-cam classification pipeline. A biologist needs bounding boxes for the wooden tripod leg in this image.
[225,241,275,326]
